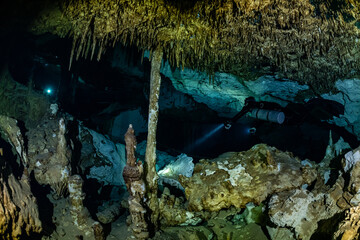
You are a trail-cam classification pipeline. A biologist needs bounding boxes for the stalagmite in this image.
[92,221,106,240]
[144,48,163,230]
[68,174,105,238]
[68,175,89,231]
[123,124,149,239]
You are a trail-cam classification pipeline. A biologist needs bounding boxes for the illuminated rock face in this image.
[161,64,309,117]
[0,172,42,239]
[268,187,343,240]
[179,144,317,212]
[335,204,360,240]
[78,125,126,186]
[323,78,360,139]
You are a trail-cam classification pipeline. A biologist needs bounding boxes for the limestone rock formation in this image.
[161,66,309,117]
[68,175,91,232]
[0,164,42,239]
[122,125,149,239]
[334,206,360,240]
[345,149,360,206]
[323,79,360,139]
[92,221,106,240]
[268,176,346,240]
[96,202,123,224]
[78,125,126,186]
[179,144,317,211]
[162,64,360,141]
[27,114,72,198]
[0,115,28,167]
[158,187,203,227]
[343,146,360,174]
[32,0,360,91]
[158,153,194,191]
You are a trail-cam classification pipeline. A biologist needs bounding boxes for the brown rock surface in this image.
[268,175,346,240]
[334,206,360,240]
[27,116,72,198]
[0,171,42,239]
[179,144,317,212]
[29,0,360,91]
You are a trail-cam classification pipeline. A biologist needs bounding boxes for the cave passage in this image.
[3,36,359,164]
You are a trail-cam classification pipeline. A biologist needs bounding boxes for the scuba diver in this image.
[224,97,285,130]
[223,96,359,149]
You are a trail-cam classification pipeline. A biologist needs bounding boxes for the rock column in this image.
[145,48,163,230]
[68,175,88,230]
[123,124,149,239]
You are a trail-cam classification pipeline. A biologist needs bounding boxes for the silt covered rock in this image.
[179,144,317,212]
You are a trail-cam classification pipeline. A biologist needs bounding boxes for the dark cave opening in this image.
[3,33,359,164]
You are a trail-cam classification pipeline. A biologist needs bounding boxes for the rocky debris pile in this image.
[152,142,360,240]
[268,183,344,240]
[179,144,317,212]
[268,145,360,240]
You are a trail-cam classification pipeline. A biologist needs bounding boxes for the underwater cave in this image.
[1,0,360,239]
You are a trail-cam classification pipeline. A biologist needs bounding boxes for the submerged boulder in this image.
[78,125,126,186]
[179,144,317,212]
[268,185,343,240]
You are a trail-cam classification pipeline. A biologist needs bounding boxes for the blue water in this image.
[192,123,224,148]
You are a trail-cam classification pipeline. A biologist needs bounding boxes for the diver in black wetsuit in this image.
[224,97,284,130]
[223,96,359,149]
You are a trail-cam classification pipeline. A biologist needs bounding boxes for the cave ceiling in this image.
[2,0,360,92]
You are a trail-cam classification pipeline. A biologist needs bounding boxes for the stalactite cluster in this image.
[47,0,360,91]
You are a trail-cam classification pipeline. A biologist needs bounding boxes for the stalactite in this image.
[55,0,360,92]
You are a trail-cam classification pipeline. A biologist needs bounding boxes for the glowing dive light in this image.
[46,88,52,94]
